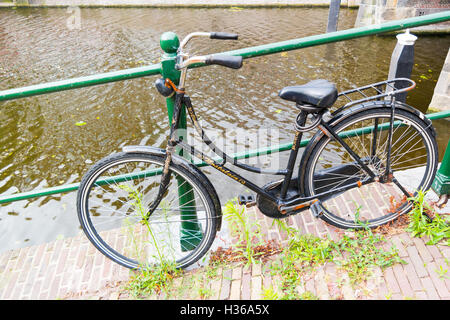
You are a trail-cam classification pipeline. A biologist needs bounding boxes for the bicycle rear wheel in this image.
[302,106,438,229]
[76,152,218,269]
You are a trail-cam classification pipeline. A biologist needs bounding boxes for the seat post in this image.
[280,111,308,199]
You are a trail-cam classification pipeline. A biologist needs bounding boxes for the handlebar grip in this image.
[205,55,243,69]
[210,32,238,40]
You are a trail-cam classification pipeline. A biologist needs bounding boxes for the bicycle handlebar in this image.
[210,32,238,40]
[178,31,239,52]
[205,55,243,69]
[176,31,242,70]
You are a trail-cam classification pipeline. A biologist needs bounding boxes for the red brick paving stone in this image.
[11,279,24,300]
[426,243,444,260]
[414,290,428,300]
[241,271,251,300]
[262,274,272,292]
[81,254,94,284]
[325,224,341,242]
[420,276,440,299]
[303,209,313,224]
[306,223,317,237]
[231,265,242,280]
[402,257,424,292]
[18,249,34,285]
[339,273,355,300]
[375,276,389,300]
[230,279,241,300]
[440,246,450,260]
[425,261,450,298]
[304,277,316,296]
[88,265,102,293]
[324,263,342,299]
[30,280,42,300]
[268,230,281,243]
[383,267,401,294]
[1,269,17,299]
[315,219,328,237]
[55,243,70,276]
[314,267,330,299]
[364,267,382,299]
[390,293,403,300]
[49,276,61,299]
[412,237,434,263]
[251,276,262,300]
[209,276,222,300]
[406,245,429,278]
[15,246,29,276]
[252,263,262,277]
[342,191,358,214]
[392,263,414,298]
[0,249,12,272]
[398,232,414,247]
[390,235,408,258]
[219,269,232,300]
[435,257,450,292]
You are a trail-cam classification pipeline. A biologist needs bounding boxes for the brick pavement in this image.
[0,191,449,300]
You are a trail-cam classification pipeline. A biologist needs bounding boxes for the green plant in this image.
[406,190,449,246]
[117,184,181,297]
[261,286,279,300]
[333,227,404,284]
[435,265,449,280]
[223,198,264,265]
[299,291,319,300]
[270,208,404,297]
[270,231,334,299]
[126,260,181,298]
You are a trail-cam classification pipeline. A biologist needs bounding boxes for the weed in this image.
[126,260,181,298]
[271,212,404,297]
[223,198,265,265]
[117,184,182,298]
[333,227,404,285]
[435,265,449,280]
[406,190,449,246]
[299,291,319,300]
[261,286,279,300]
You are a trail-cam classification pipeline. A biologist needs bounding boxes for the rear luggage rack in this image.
[333,78,416,114]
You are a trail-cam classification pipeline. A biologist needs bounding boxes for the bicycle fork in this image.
[144,95,182,220]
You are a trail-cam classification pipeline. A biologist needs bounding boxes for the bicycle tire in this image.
[302,106,438,229]
[76,152,218,269]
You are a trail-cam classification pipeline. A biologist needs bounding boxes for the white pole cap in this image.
[396,29,418,45]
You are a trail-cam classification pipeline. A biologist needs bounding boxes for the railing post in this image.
[432,139,450,204]
[387,29,417,102]
[327,0,341,33]
[160,32,203,251]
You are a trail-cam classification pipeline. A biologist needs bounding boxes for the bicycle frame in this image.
[156,33,414,216]
[164,90,377,215]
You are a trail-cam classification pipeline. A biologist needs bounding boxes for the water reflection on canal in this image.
[0,7,449,252]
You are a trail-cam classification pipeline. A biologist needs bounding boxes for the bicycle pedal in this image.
[245,201,256,208]
[238,194,255,206]
[310,201,324,218]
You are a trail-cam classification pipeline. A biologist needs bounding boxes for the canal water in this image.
[0,7,449,253]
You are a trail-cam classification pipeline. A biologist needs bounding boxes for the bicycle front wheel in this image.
[303,106,438,229]
[76,152,218,269]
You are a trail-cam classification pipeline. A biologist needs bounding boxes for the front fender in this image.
[122,145,223,231]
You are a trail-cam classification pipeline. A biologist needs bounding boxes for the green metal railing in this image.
[1,109,448,205]
[1,11,450,206]
[1,11,450,102]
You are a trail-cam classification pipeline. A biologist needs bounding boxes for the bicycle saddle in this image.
[279,79,338,109]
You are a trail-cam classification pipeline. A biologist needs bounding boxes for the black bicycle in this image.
[76,32,438,269]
